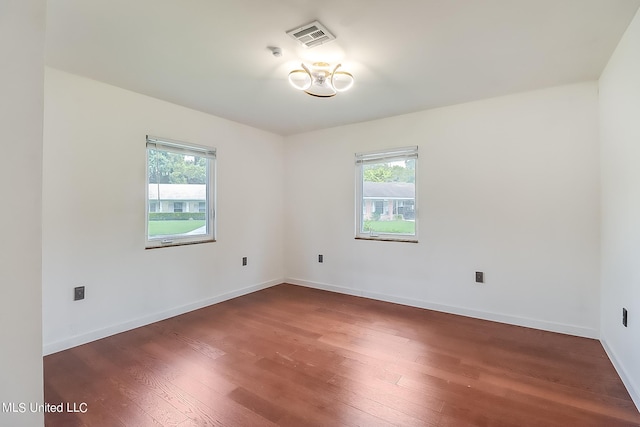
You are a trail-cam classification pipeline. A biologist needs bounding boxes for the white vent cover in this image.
[286,20,336,49]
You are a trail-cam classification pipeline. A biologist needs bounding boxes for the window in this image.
[146,135,216,248]
[355,146,417,241]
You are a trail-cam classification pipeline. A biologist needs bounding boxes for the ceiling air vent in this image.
[286,20,336,49]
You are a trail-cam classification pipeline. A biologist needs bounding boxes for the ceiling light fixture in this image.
[288,62,354,98]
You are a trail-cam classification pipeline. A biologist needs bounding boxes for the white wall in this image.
[284,82,601,338]
[42,68,284,354]
[0,1,45,426]
[599,8,640,409]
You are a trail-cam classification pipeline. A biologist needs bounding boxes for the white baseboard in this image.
[285,278,599,339]
[601,338,640,412]
[42,279,282,356]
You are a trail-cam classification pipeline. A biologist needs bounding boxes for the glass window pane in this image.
[356,147,417,240]
[146,138,214,247]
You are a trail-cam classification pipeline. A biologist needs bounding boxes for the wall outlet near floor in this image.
[475,271,484,283]
[623,307,628,327]
[74,286,85,301]
[318,254,323,263]
[242,256,247,266]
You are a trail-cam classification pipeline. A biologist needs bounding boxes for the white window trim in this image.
[355,146,418,242]
[145,135,216,248]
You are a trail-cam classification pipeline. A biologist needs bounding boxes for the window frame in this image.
[145,135,216,249]
[355,146,418,242]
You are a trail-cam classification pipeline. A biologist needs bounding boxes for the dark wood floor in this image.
[44,284,640,426]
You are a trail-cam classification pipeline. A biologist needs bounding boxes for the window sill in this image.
[355,237,418,243]
[145,239,216,249]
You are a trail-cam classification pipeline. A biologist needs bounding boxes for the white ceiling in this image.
[45,0,640,136]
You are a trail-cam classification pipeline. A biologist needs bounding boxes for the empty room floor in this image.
[44,284,640,426]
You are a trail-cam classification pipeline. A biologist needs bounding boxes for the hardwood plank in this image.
[45,346,168,427]
[99,330,278,427]
[73,341,189,426]
[44,283,640,426]
[211,354,353,426]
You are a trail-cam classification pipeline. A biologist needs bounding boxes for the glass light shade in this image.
[331,70,354,92]
[288,69,312,90]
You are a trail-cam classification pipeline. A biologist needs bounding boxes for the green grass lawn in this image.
[364,220,415,234]
[148,220,205,236]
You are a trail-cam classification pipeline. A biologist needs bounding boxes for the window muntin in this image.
[355,146,418,241]
[146,136,216,248]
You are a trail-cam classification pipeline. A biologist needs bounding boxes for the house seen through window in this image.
[146,136,216,248]
[356,146,417,241]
